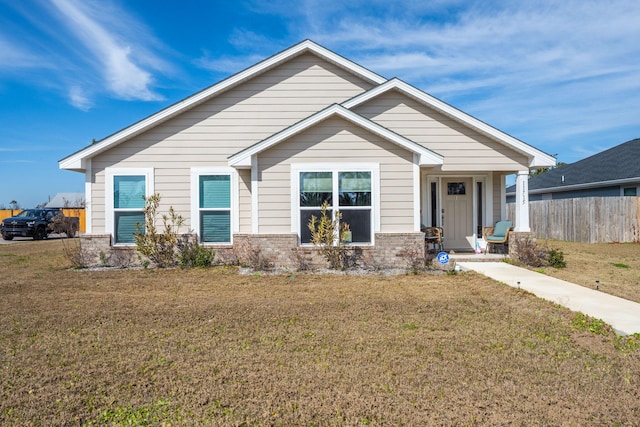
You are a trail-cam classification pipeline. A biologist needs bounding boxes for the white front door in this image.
[442,178,473,250]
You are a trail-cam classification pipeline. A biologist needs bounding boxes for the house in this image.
[47,192,85,209]
[59,40,555,266]
[506,138,640,202]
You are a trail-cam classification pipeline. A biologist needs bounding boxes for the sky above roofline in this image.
[1,0,639,208]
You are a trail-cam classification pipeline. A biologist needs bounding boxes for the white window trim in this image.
[105,167,154,246]
[290,163,380,246]
[191,167,239,245]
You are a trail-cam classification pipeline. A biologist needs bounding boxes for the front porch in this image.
[421,170,532,252]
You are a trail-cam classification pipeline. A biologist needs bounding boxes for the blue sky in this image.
[1,0,639,208]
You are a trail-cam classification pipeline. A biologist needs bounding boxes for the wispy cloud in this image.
[0,0,173,109]
[233,0,640,162]
[50,0,165,102]
[68,86,93,111]
[0,36,42,69]
[195,29,274,74]
[0,160,33,164]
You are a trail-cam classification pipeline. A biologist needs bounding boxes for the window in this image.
[199,175,231,243]
[430,182,438,227]
[447,182,466,195]
[298,169,373,244]
[106,169,153,245]
[623,187,637,196]
[476,181,483,236]
[191,168,236,244]
[114,175,146,244]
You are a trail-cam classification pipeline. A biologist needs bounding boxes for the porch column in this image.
[514,170,530,232]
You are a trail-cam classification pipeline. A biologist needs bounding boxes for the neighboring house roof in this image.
[343,78,555,168]
[47,192,85,208]
[506,138,640,195]
[58,40,386,172]
[228,103,444,167]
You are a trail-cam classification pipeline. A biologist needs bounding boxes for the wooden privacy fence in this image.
[0,209,86,233]
[507,197,640,243]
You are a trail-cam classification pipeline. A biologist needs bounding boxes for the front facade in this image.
[60,40,554,266]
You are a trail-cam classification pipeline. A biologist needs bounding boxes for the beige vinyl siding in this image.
[90,53,373,233]
[257,117,415,234]
[91,172,106,232]
[353,91,530,171]
[238,169,252,233]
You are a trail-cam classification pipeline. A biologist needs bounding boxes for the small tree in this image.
[134,193,185,268]
[307,202,352,270]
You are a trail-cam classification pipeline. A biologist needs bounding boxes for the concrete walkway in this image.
[457,262,640,336]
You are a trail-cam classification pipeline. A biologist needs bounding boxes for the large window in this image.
[191,168,236,244]
[106,168,153,245]
[299,170,373,244]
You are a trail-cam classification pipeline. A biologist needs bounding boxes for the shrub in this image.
[547,248,566,268]
[177,239,215,268]
[513,237,566,269]
[134,193,185,268]
[513,237,548,268]
[51,211,78,238]
[60,237,87,269]
[307,202,352,270]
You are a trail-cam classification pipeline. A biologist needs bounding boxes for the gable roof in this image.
[59,40,387,172]
[343,78,556,168]
[507,138,640,195]
[228,104,444,168]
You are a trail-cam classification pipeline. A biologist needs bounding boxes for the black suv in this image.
[1,208,78,240]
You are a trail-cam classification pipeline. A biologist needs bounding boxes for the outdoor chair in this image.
[422,226,444,253]
[482,221,513,254]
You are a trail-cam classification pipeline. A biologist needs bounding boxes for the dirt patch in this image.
[1,240,639,425]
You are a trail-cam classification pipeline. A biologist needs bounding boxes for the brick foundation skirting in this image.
[78,232,428,269]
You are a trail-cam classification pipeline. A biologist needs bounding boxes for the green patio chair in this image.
[482,221,513,254]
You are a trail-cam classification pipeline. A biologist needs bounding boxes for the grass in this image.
[1,240,639,425]
[536,240,640,303]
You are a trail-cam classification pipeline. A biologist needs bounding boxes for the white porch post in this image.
[514,170,530,232]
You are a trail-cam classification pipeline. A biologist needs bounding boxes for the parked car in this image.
[1,208,79,240]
